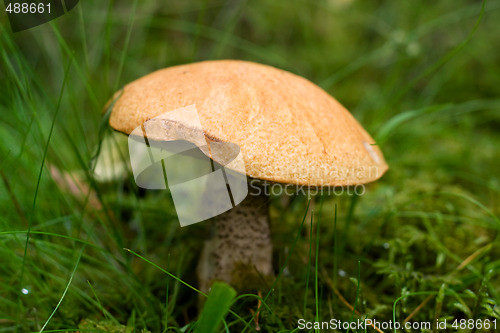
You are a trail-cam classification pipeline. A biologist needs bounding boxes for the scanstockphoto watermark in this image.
[4,0,80,33]
[297,318,498,331]
[245,161,383,199]
[128,105,248,227]
[248,179,368,199]
[297,318,434,331]
[127,104,383,226]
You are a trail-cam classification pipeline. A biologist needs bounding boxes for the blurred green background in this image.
[1,0,499,332]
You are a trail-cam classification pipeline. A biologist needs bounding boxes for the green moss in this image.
[78,319,150,333]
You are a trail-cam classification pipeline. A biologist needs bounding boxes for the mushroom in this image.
[107,60,388,292]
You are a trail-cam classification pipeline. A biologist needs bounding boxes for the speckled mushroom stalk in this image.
[197,182,272,292]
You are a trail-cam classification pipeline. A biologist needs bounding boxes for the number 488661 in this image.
[6,2,51,14]
[452,319,497,330]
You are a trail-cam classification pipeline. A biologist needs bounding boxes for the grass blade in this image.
[193,282,237,333]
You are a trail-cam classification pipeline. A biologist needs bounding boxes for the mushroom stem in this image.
[197,183,273,292]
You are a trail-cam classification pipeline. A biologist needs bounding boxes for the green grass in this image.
[1,0,500,332]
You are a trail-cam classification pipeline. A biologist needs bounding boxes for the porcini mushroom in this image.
[107,60,388,292]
